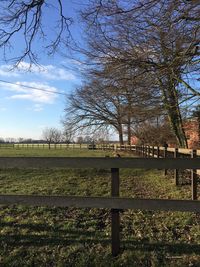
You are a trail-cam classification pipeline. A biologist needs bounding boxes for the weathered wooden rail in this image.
[0,157,200,256]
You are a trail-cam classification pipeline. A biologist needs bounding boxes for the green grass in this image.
[0,149,200,266]
[0,147,115,157]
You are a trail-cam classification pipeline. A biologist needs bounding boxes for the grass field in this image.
[0,148,200,266]
[0,147,114,157]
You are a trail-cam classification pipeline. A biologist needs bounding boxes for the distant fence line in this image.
[0,143,116,150]
[0,143,87,149]
[0,143,128,150]
[0,143,138,150]
[1,142,200,155]
[0,157,200,256]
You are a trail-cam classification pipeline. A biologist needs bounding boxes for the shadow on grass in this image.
[0,234,110,247]
[1,221,200,255]
[122,240,200,254]
[0,221,108,239]
[1,233,200,255]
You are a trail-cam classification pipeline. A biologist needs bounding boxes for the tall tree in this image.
[64,79,126,144]
[42,127,61,149]
[81,0,200,147]
[64,64,162,145]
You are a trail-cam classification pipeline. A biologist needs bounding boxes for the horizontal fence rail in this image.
[1,195,200,213]
[0,157,200,169]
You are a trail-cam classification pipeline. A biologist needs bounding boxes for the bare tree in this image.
[42,127,61,149]
[0,0,72,66]
[81,0,200,147]
[93,128,109,144]
[18,137,24,143]
[64,78,127,144]
[62,125,75,144]
[64,65,161,145]
[76,136,84,144]
[0,138,5,144]
[53,129,62,148]
[96,64,163,144]
[134,118,176,146]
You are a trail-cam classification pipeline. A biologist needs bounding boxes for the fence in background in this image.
[0,157,200,256]
[1,143,200,155]
[0,143,89,149]
[114,145,199,200]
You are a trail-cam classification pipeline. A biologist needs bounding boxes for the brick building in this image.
[130,136,139,146]
[184,117,200,149]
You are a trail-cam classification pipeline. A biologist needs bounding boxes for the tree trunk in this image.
[160,79,188,148]
[119,132,124,145]
[118,126,124,145]
[167,107,187,148]
[197,117,200,148]
[127,118,131,145]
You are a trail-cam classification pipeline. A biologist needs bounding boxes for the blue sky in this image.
[0,1,84,140]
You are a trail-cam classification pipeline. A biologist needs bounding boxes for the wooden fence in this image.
[1,142,200,155]
[0,143,89,149]
[0,157,200,256]
[97,144,200,198]
[128,145,199,198]
[0,143,136,150]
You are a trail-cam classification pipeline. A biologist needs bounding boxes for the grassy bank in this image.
[0,150,200,266]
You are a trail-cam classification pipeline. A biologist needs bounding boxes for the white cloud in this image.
[0,62,76,81]
[0,81,58,104]
[33,104,44,112]
[26,104,44,112]
[0,65,20,77]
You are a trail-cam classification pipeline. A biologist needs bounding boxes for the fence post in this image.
[152,146,154,158]
[111,168,120,256]
[139,146,141,155]
[146,146,148,157]
[164,147,168,176]
[191,149,197,200]
[147,146,149,157]
[174,148,179,186]
[157,146,160,158]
